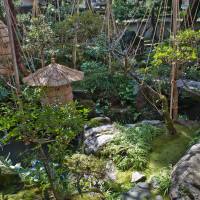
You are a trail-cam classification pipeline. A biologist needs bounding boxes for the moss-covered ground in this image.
[0,187,42,200]
[146,124,199,177]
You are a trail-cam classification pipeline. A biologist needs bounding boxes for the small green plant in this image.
[65,154,106,195]
[101,124,163,171]
[153,167,172,196]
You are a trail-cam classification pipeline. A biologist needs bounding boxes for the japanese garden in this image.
[0,0,200,199]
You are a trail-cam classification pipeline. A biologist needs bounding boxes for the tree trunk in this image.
[160,95,177,135]
[170,0,179,120]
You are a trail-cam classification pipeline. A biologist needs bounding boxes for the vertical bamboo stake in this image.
[170,0,179,120]
[72,0,79,69]
[4,0,20,95]
[106,0,112,73]
[56,0,61,21]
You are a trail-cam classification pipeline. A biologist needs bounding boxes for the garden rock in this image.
[86,116,111,129]
[150,176,160,189]
[126,120,163,128]
[84,124,119,153]
[105,160,116,181]
[0,160,22,191]
[170,142,200,200]
[155,195,164,200]
[122,182,151,200]
[131,172,146,183]
[141,120,163,126]
[177,79,200,92]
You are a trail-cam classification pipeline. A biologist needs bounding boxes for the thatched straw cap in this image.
[23,61,84,87]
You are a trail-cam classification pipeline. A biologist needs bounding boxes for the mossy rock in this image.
[71,193,103,200]
[104,170,132,193]
[0,161,23,193]
[3,187,42,200]
[87,117,111,128]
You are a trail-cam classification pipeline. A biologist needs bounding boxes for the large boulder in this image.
[0,160,23,192]
[84,124,119,154]
[170,142,200,200]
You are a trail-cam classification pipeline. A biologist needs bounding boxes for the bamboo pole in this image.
[72,0,79,69]
[4,0,20,95]
[170,0,179,120]
[106,0,112,73]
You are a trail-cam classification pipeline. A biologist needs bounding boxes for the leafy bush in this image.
[54,11,102,44]
[113,0,147,21]
[184,65,200,81]
[101,124,163,170]
[84,33,108,61]
[0,98,88,199]
[65,154,106,195]
[80,61,138,106]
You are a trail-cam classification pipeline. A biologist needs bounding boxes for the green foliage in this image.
[102,124,163,171]
[176,29,200,45]
[54,11,102,44]
[80,61,138,106]
[0,102,86,145]
[152,43,197,67]
[184,65,200,81]
[54,11,102,63]
[84,33,108,60]
[189,128,200,146]
[152,30,199,69]
[87,118,105,128]
[153,167,172,196]
[65,154,106,194]
[0,94,88,198]
[65,154,106,178]
[23,15,55,66]
[113,0,147,21]
[2,187,42,200]
[113,0,162,21]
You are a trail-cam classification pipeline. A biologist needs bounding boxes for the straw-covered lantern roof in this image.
[0,20,13,75]
[23,58,84,87]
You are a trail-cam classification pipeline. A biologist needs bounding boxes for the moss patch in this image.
[146,124,197,177]
[2,187,42,200]
[71,193,103,200]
